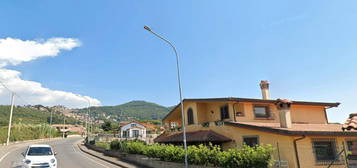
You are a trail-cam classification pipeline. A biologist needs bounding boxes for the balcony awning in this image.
[154,130,232,143]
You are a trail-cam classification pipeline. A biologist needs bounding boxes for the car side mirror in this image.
[54,152,57,155]
[21,152,25,157]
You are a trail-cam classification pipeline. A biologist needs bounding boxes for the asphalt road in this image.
[0,137,121,168]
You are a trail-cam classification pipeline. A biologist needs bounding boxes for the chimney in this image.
[276,99,292,128]
[259,80,270,100]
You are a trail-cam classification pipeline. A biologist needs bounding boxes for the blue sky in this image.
[1,1,357,123]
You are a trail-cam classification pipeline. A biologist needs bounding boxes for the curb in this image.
[76,143,132,168]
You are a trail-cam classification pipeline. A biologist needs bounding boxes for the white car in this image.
[22,144,57,168]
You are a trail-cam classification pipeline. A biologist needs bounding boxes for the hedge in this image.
[109,140,274,168]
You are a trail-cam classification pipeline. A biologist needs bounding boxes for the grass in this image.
[0,123,60,144]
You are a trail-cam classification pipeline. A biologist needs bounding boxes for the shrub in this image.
[218,145,274,168]
[126,141,146,154]
[108,140,274,168]
[143,143,167,159]
[89,140,95,145]
[110,140,120,150]
[95,142,110,150]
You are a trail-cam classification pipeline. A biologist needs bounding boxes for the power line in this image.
[0,81,31,106]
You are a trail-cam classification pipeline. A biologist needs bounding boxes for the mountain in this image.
[77,101,171,121]
[0,105,80,126]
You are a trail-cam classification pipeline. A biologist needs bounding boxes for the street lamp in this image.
[75,94,91,138]
[84,97,91,136]
[144,25,188,168]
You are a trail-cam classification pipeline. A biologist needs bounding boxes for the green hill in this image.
[77,100,171,121]
[0,105,80,126]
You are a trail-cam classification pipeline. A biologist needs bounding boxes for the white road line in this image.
[72,145,77,153]
[0,151,11,163]
[72,144,111,168]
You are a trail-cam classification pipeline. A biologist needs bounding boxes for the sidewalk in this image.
[77,143,139,168]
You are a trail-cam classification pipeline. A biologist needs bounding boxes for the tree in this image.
[101,121,112,132]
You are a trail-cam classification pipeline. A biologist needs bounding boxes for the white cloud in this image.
[0,37,101,108]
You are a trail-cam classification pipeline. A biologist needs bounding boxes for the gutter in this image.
[232,102,239,122]
[293,135,306,168]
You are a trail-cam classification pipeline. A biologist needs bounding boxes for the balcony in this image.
[165,120,226,136]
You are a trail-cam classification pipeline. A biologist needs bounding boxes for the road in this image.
[0,137,121,168]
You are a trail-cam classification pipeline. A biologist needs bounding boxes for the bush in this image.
[126,141,146,154]
[109,140,274,168]
[95,142,110,150]
[89,140,95,145]
[110,140,120,150]
[218,145,274,168]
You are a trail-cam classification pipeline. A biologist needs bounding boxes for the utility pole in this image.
[6,92,15,146]
[62,115,66,138]
[49,109,53,140]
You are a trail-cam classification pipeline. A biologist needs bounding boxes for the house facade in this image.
[155,80,357,168]
[120,122,147,139]
[119,121,162,143]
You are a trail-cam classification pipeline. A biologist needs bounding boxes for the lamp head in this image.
[144,26,151,31]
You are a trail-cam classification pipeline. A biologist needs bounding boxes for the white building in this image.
[119,122,147,139]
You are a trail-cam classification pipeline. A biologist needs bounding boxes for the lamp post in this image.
[83,97,91,137]
[75,94,91,138]
[144,25,188,168]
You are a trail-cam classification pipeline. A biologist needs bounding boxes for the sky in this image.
[0,1,357,123]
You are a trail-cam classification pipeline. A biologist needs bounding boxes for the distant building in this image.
[120,122,146,139]
[119,121,161,143]
[51,124,85,134]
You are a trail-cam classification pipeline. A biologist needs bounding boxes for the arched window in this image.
[187,108,194,125]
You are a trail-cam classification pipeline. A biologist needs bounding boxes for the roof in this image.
[163,97,340,120]
[225,121,357,136]
[154,130,232,143]
[141,122,157,130]
[29,144,52,147]
[119,121,157,130]
[342,113,357,131]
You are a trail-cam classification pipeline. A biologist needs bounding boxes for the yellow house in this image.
[155,80,357,168]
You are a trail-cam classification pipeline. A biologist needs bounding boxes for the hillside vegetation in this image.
[0,124,60,143]
[0,105,80,126]
[77,101,171,121]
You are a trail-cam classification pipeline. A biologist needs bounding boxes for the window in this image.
[187,108,194,125]
[220,104,229,120]
[122,130,129,138]
[132,130,139,137]
[346,140,357,152]
[253,105,270,118]
[312,139,337,162]
[27,147,53,156]
[131,123,137,127]
[170,122,177,129]
[243,136,259,147]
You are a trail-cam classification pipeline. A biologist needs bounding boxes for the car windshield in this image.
[27,147,53,156]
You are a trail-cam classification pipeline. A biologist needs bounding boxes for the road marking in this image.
[72,145,77,153]
[72,144,111,168]
[0,151,10,163]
